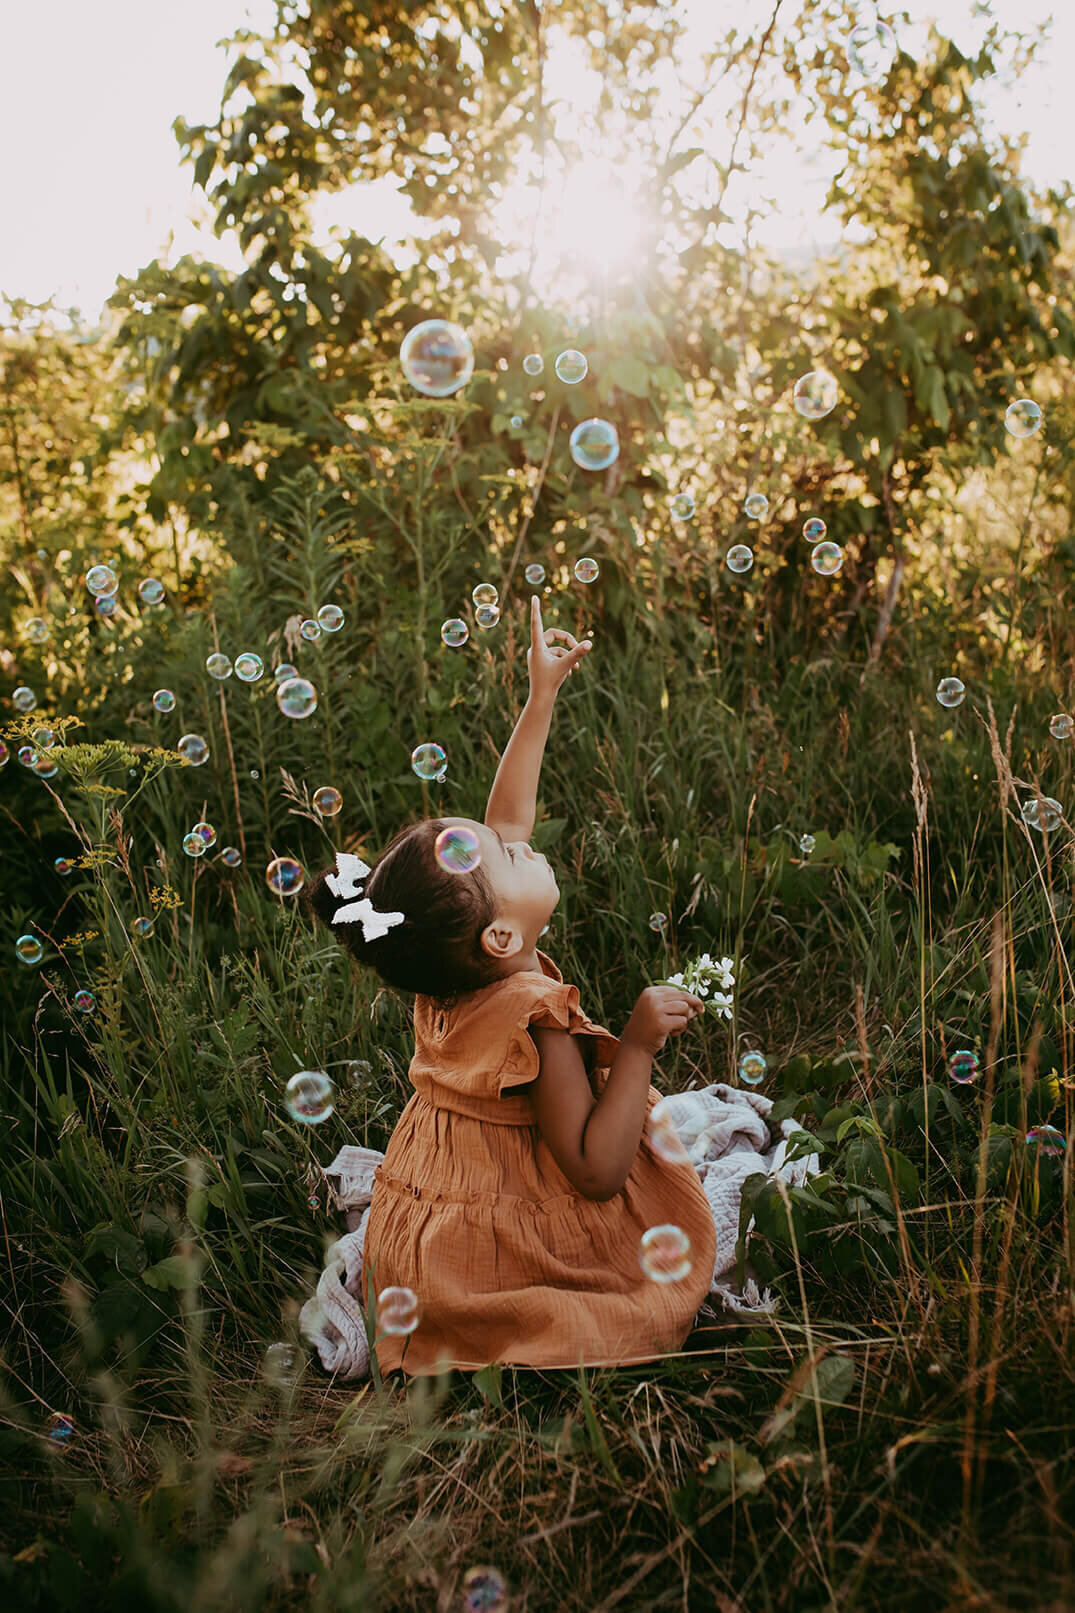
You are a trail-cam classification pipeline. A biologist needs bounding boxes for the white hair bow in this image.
[326,852,404,943]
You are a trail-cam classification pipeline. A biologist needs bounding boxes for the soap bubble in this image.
[300,619,322,643]
[524,563,545,585]
[132,916,155,938]
[569,418,619,471]
[412,742,447,781]
[847,20,897,77]
[313,786,342,817]
[376,1285,420,1336]
[0,742,7,767]
[793,370,839,420]
[13,686,37,713]
[54,856,74,875]
[472,582,499,608]
[24,616,50,643]
[948,1049,979,1085]
[1020,796,1062,833]
[744,492,769,520]
[669,493,695,521]
[206,653,232,680]
[153,689,176,713]
[86,564,118,596]
[276,677,318,719]
[47,1413,75,1444]
[726,545,754,574]
[810,541,844,575]
[574,556,599,583]
[16,935,43,964]
[648,912,668,932]
[1026,1124,1066,1157]
[263,1342,301,1388]
[137,577,165,605]
[221,848,242,868]
[18,745,37,768]
[193,821,217,848]
[284,1070,335,1124]
[307,1193,320,1211]
[441,618,469,648]
[400,319,474,397]
[178,734,210,765]
[250,770,260,779]
[639,1224,692,1283]
[73,990,95,1014]
[317,604,344,632]
[523,354,544,376]
[738,1050,767,1086]
[935,678,965,709]
[95,594,117,618]
[234,652,264,682]
[273,663,297,681]
[648,1096,689,1164]
[435,825,482,873]
[33,726,54,748]
[461,1566,509,1613]
[476,605,500,629]
[183,831,207,858]
[510,415,523,428]
[800,834,816,856]
[266,857,305,896]
[33,755,58,780]
[803,517,827,542]
[555,349,588,384]
[1049,713,1073,740]
[1005,399,1042,439]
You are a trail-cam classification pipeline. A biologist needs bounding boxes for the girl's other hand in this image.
[527,595,592,703]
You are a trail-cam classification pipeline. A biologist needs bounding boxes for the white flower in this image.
[668,972,685,988]
[699,952,713,969]
[710,991,734,1020]
[719,956,735,976]
[719,970,735,992]
[697,983,709,997]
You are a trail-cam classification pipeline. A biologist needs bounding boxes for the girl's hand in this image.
[622,986,706,1057]
[527,595,592,703]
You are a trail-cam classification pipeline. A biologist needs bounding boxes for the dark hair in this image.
[303,819,502,1003]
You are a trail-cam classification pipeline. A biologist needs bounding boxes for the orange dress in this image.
[360,951,717,1376]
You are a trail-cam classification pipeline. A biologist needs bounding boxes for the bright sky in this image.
[1,0,1070,323]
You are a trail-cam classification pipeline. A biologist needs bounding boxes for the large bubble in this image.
[284,1070,335,1124]
[435,825,482,873]
[554,349,588,384]
[412,742,447,781]
[206,653,232,680]
[793,370,839,421]
[138,578,165,605]
[744,492,769,520]
[178,733,210,765]
[935,677,966,710]
[574,556,599,584]
[847,20,898,78]
[569,418,619,471]
[726,545,754,574]
[1005,399,1043,439]
[669,493,695,521]
[234,653,264,682]
[639,1224,692,1283]
[86,564,118,597]
[522,354,544,377]
[441,618,469,648]
[13,686,37,713]
[400,319,474,397]
[810,541,844,575]
[276,677,318,719]
[266,856,305,895]
[317,604,344,632]
[313,786,342,817]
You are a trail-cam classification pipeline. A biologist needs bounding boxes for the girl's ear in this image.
[480,920,525,961]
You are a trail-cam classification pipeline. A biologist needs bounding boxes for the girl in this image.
[304,596,717,1377]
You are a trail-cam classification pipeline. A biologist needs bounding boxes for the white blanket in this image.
[299,1082,820,1377]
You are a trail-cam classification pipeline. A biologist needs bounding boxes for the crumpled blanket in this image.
[299,1082,820,1377]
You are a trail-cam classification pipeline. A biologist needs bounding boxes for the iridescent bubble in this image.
[569,418,619,472]
[648,914,668,934]
[16,934,43,965]
[648,1096,689,1164]
[554,349,588,384]
[73,990,95,1014]
[800,833,816,856]
[574,556,599,583]
[24,616,50,643]
[54,856,75,875]
[33,755,58,780]
[250,770,260,779]
[183,831,207,858]
[461,1566,509,1613]
[948,1049,979,1085]
[377,1285,420,1336]
[523,354,544,377]
[307,1193,320,1211]
[206,652,232,680]
[86,564,118,596]
[434,825,482,873]
[313,786,342,817]
[153,689,176,713]
[669,493,695,521]
[738,1050,767,1086]
[803,517,827,542]
[744,492,769,520]
[847,20,898,77]
[472,583,499,608]
[95,594,117,617]
[284,1069,335,1124]
[1047,712,1071,740]
[18,745,38,768]
[1020,796,1062,833]
[1026,1124,1066,1157]
[221,848,242,868]
[300,619,322,643]
[793,370,839,421]
[811,541,844,576]
[193,821,217,848]
[0,741,7,767]
[412,742,447,781]
[266,856,305,896]
[400,319,474,397]
[273,663,298,682]
[263,1342,301,1388]
[639,1224,692,1283]
[1005,399,1042,439]
[317,604,345,632]
[47,1413,75,1444]
[234,652,264,682]
[524,563,545,585]
[510,415,523,429]
[727,545,754,574]
[132,916,155,938]
[276,677,318,719]
[178,733,210,766]
[441,618,469,648]
[476,604,501,629]
[33,726,54,748]
[137,577,165,605]
[935,678,966,710]
[13,686,37,713]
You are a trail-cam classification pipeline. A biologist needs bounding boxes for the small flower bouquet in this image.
[658,951,736,1020]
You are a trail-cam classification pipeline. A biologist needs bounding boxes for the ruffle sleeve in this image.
[493,972,620,1098]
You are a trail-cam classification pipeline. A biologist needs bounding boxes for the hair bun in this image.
[303,871,343,933]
